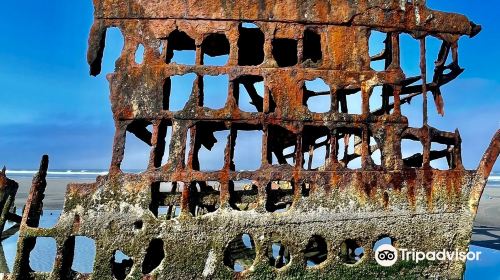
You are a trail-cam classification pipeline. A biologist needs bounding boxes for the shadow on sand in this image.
[471,226,500,251]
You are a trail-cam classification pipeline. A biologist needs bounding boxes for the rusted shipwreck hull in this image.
[2,0,500,279]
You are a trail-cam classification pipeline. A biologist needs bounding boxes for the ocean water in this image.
[488,173,500,188]
[0,171,498,277]
[5,169,109,180]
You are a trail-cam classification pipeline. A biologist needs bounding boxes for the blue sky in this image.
[0,1,498,171]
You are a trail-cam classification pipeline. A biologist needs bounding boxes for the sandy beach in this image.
[474,187,500,227]
[12,177,95,210]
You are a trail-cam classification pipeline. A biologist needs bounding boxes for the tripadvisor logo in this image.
[375,244,398,267]
[374,244,482,267]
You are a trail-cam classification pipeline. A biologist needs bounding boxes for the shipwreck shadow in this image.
[471,226,500,251]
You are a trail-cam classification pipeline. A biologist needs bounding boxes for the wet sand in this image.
[474,187,500,227]
[471,187,500,250]
[12,177,95,210]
